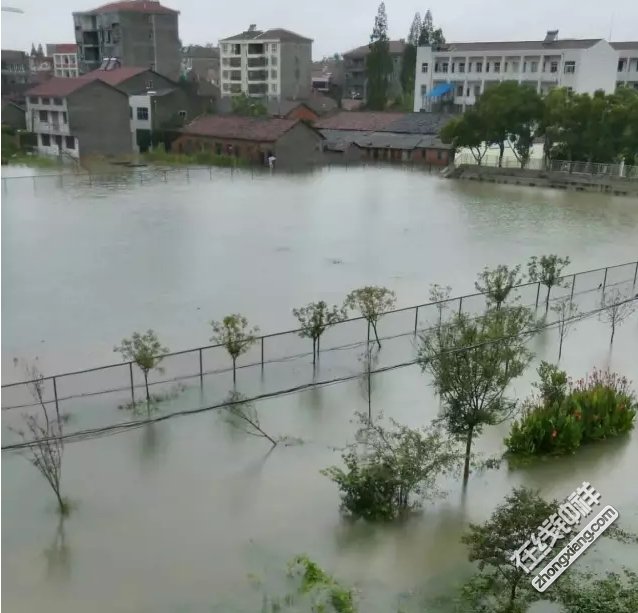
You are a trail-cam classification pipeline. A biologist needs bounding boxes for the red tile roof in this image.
[86,1,177,14]
[181,115,301,142]
[53,44,78,54]
[79,66,151,86]
[26,77,90,97]
[314,111,406,132]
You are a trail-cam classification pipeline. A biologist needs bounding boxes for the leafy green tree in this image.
[475,264,523,310]
[417,9,445,47]
[293,301,346,364]
[418,307,535,486]
[527,254,571,313]
[429,282,453,328]
[114,330,169,403]
[440,110,489,164]
[231,92,267,117]
[366,2,393,110]
[537,87,572,167]
[322,412,459,520]
[344,286,396,349]
[400,13,421,99]
[460,487,559,612]
[210,314,259,383]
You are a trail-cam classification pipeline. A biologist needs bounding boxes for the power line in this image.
[4,296,634,452]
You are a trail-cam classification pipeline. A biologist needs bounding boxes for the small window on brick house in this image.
[65,136,75,149]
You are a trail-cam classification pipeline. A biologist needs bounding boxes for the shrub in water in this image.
[506,365,636,456]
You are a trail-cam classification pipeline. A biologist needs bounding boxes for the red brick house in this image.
[172,115,323,166]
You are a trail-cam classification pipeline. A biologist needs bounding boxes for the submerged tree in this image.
[114,330,168,403]
[221,390,277,447]
[322,412,459,520]
[551,297,581,361]
[528,254,571,313]
[11,364,68,515]
[292,301,346,364]
[210,314,259,384]
[599,289,637,344]
[344,286,396,349]
[428,283,453,329]
[475,264,523,309]
[418,306,535,487]
[460,487,559,612]
[366,2,393,110]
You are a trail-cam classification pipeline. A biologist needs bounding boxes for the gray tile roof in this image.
[344,40,406,58]
[315,111,455,135]
[182,45,219,59]
[436,39,602,53]
[611,41,638,50]
[319,129,450,150]
[221,28,312,43]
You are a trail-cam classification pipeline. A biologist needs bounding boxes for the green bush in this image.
[506,366,636,456]
[143,144,246,168]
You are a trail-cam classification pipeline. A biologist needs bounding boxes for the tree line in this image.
[441,82,638,168]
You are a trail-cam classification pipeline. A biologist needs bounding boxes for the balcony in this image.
[33,120,70,136]
[229,71,242,81]
[247,56,266,68]
[247,43,265,55]
[229,57,242,68]
[248,83,268,95]
[247,70,267,82]
[82,31,99,45]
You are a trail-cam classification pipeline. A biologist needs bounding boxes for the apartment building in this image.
[1,50,30,99]
[181,45,220,84]
[73,0,180,80]
[219,25,312,100]
[25,77,131,158]
[413,31,620,112]
[612,42,638,89]
[343,40,405,101]
[47,44,80,78]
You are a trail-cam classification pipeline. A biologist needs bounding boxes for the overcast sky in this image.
[2,0,637,59]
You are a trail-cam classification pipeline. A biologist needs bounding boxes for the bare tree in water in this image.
[599,290,636,344]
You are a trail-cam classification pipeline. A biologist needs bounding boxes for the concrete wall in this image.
[67,81,132,157]
[117,70,176,95]
[273,122,322,166]
[577,41,618,94]
[2,103,26,130]
[279,41,312,100]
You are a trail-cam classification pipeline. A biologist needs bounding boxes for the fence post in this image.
[458,296,463,315]
[261,337,264,370]
[413,305,419,335]
[535,282,541,308]
[199,348,203,384]
[209,166,212,179]
[570,274,576,302]
[52,376,60,418]
[634,261,638,287]
[129,362,135,404]
[602,267,608,293]
[186,167,190,181]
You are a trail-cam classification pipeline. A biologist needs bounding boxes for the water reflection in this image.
[44,518,71,582]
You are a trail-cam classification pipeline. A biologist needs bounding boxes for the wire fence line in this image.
[3,295,635,452]
[2,261,636,423]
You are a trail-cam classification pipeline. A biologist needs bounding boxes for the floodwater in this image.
[2,165,638,612]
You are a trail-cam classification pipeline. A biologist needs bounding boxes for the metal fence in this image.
[2,260,637,446]
[454,153,638,179]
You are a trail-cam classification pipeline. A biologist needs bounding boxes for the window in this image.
[145,80,153,89]
[222,44,229,53]
[271,69,277,79]
[420,84,427,97]
[434,62,440,73]
[178,110,187,120]
[38,110,48,121]
[222,57,229,66]
[466,87,470,96]
[271,83,277,93]
[222,70,229,79]
[522,61,527,73]
[41,134,50,146]
[474,84,481,97]
[468,62,472,72]
[62,111,67,123]
[271,43,277,52]
[550,61,558,73]
[137,107,149,120]
[504,62,508,72]
[421,62,428,73]
[437,150,444,160]
[53,97,63,105]
[271,56,277,66]
[42,97,50,105]
[512,61,519,72]
[223,83,230,91]
[442,62,449,72]
[485,62,490,73]
[65,136,75,149]
[456,85,463,96]
[215,143,222,155]
[494,62,500,73]
[617,59,626,72]
[476,62,483,73]
[451,63,455,73]
[530,61,538,73]
[29,96,38,104]
[564,61,576,74]
[458,62,465,73]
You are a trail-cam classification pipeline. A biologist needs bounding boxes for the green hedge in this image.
[143,144,247,168]
[505,364,636,456]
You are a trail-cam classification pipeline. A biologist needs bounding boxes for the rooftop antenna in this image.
[608,14,614,41]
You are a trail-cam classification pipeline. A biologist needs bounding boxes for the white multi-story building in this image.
[47,44,80,78]
[413,30,630,112]
[612,42,638,89]
[219,24,312,101]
